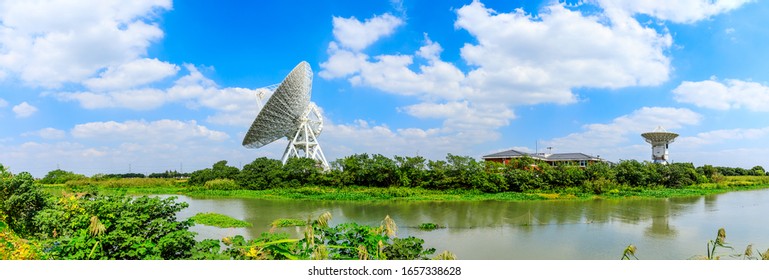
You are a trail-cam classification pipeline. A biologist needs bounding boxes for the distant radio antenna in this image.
[641,126,679,165]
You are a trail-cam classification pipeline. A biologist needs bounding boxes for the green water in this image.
[161,189,769,259]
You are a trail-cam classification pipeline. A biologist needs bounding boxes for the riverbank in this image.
[40,176,769,201]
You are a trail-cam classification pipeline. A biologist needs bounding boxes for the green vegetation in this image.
[270,218,306,228]
[0,166,445,260]
[28,154,769,202]
[189,212,251,228]
[169,155,769,199]
[623,228,769,260]
[418,223,442,231]
[215,212,441,260]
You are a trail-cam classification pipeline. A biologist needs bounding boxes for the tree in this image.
[39,169,86,184]
[394,155,427,188]
[283,157,322,186]
[0,163,11,179]
[585,162,614,181]
[236,158,284,189]
[369,154,398,187]
[0,172,51,237]
[614,160,647,187]
[188,160,240,185]
[698,165,719,181]
[751,166,766,176]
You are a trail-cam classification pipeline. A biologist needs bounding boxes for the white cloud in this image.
[456,2,672,105]
[319,2,675,156]
[54,64,262,125]
[71,119,229,143]
[23,127,66,139]
[543,107,702,160]
[12,102,37,118]
[166,65,262,126]
[322,120,481,160]
[331,13,403,51]
[0,137,263,177]
[57,89,167,110]
[318,43,370,79]
[0,0,172,88]
[0,98,7,107]
[677,126,769,147]
[83,58,179,91]
[594,0,753,24]
[402,101,514,132]
[672,78,769,111]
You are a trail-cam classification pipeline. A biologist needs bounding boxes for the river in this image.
[160,188,769,260]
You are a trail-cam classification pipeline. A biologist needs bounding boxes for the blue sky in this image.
[2,0,769,177]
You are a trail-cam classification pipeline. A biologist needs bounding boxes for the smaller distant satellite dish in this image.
[642,126,678,164]
[242,61,329,170]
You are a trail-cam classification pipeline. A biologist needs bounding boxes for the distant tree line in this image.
[33,154,767,194]
[37,169,190,183]
[184,154,766,194]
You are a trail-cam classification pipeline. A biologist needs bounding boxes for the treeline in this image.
[32,154,768,194]
[182,154,766,194]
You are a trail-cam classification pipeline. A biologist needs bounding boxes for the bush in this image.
[382,237,436,260]
[236,158,284,190]
[203,178,240,190]
[504,168,542,192]
[0,172,50,237]
[583,178,614,195]
[35,195,196,260]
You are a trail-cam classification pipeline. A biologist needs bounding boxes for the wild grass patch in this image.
[189,212,251,228]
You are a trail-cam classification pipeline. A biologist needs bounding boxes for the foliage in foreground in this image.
[621,228,769,260]
[192,213,445,260]
[1,167,447,260]
[34,194,196,260]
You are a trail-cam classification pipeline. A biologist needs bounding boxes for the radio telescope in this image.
[242,61,330,170]
[641,126,678,165]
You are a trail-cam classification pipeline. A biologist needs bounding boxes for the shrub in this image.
[35,195,196,260]
[203,178,240,190]
[0,172,50,237]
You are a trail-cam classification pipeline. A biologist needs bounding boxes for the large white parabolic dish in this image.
[242,62,312,148]
[242,61,330,170]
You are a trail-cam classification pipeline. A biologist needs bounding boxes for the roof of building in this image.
[482,149,530,159]
[544,153,600,161]
[482,149,603,162]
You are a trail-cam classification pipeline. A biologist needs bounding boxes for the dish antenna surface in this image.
[242,61,330,170]
[641,126,678,165]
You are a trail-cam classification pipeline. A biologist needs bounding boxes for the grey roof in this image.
[482,149,530,159]
[543,153,599,161]
[483,149,603,162]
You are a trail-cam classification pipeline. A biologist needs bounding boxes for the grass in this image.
[270,218,307,228]
[39,176,769,202]
[189,212,252,228]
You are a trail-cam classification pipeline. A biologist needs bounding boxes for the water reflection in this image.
[160,189,769,259]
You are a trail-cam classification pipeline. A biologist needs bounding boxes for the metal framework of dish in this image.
[242,61,329,170]
[641,126,678,165]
